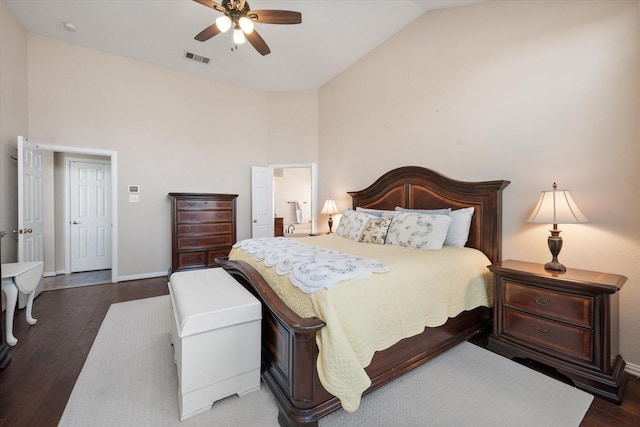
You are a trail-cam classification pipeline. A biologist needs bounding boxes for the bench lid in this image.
[169,268,261,337]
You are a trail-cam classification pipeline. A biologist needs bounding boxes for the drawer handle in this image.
[188,214,196,219]
[187,240,197,245]
[216,226,225,231]
[534,326,550,336]
[187,202,195,207]
[534,297,551,306]
[216,237,225,243]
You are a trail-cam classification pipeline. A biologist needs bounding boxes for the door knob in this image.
[72,220,79,224]
[12,229,18,235]
[24,228,32,233]
[253,219,257,223]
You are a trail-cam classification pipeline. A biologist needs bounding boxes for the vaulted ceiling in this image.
[7,0,480,92]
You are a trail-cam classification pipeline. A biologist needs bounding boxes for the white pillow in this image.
[385,212,452,250]
[356,207,397,218]
[335,210,376,241]
[444,207,475,247]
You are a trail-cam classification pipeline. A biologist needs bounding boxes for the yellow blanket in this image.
[229,234,493,412]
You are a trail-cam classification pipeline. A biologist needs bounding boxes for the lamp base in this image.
[544,260,566,272]
[545,228,566,272]
[327,216,333,234]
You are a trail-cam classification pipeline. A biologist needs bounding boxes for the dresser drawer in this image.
[503,308,593,362]
[177,211,232,223]
[207,248,232,266]
[177,235,233,250]
[504,281,592,328]
[177,223,232,236]
[177,200,233,210]
[177,252,206,269]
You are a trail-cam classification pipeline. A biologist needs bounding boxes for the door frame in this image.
[270,162,318,235]
[37,143,118,283]
[66,156,113,274]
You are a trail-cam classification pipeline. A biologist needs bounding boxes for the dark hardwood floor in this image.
[1,277,639,426]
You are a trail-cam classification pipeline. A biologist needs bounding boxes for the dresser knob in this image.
[534,297,550,306]
[534,326,550,336]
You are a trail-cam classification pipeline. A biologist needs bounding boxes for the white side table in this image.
[1,261,43,346]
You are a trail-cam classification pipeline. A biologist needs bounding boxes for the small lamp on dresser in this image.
[527,182,589,271]
[320,199,339,233]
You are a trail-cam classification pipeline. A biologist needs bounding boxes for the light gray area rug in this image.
[59,295,593,427]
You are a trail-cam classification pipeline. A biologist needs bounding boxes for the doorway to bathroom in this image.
[273,166,313,236]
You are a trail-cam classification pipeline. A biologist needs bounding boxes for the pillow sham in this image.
[359,216,393,245]
[356,207,396,218]
[394,206,452,215]
[385,212,452,250]
[335,210,376,241]
[444,207,475,247]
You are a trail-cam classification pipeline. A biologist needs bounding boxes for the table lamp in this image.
[527,183,588,271]
[320,199,339,233]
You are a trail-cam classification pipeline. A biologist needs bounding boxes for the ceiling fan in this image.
[193,0,302,56]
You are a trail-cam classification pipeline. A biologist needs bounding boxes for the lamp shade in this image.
[320,199,339,215]
[527,184,588,225]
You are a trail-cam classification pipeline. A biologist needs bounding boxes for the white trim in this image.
[117,271,168,282]
[34,143,119,283]
[625,361,640,378]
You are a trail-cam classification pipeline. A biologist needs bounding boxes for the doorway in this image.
[39,143,118,283]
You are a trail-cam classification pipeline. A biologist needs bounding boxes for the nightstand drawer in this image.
[503,308,593,362]
[504,281,592,328]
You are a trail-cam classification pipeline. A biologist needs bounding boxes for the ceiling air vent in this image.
[184,51,210,64]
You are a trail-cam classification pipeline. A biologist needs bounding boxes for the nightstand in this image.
[487,260,628,403]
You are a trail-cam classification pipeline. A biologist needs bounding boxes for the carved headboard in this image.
[347,166,510,263]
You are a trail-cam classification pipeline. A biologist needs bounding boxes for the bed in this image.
[217,166,510,427]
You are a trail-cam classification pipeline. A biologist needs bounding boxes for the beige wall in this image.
[27,35,271,278]
[26,35,320,279]
[319,1,640,367]
[0,0,28,262]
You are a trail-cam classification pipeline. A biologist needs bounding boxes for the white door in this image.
[17,136,45,306]
[251,166,274,238]
[70,160,112,272]
[17,136,45,264]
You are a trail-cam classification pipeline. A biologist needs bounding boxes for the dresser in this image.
[169,193,238,273]
[487,260,628,403]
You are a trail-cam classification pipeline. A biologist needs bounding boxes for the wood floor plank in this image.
[0,276,638,427]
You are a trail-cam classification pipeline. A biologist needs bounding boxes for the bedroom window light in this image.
[527,183,588,272]
[320,199,339,234]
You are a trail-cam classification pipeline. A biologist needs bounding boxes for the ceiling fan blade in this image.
[195,23,222,42]
[246,30,271,56]
[192,0,226,13]
[249,10,302,25]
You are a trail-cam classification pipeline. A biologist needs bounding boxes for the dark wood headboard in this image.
[347,166,510,263]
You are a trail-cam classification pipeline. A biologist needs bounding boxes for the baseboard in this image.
[117,271,168,282]
[625,361,640,378]
[44,269,69,277]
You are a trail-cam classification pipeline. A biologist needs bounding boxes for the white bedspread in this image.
[229,234,493,412]
[233,237,388,293]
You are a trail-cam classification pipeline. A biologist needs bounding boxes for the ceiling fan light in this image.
[215,15,232,33]
[238,16,254,34]
[233,28,246,44]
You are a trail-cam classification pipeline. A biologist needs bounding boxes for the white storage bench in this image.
[168,267,261,421]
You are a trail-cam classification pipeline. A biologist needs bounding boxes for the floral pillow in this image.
[385,212,452,250]
[359,216,393,244]
[335,210,376,241]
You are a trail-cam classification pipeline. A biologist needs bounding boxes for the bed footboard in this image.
[217,258,331,426]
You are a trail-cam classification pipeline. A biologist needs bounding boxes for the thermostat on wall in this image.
[128,185,140,193]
